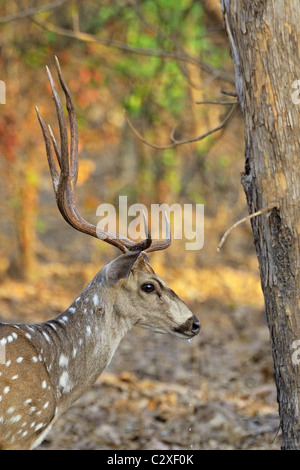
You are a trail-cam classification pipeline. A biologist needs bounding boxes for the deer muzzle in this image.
[191,316,201,335]
[174,314,201,338]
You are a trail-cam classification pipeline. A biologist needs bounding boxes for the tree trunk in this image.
[221,0,300,449]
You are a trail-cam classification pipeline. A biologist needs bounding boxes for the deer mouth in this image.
[138,315,201,338]
[173,316,201,338]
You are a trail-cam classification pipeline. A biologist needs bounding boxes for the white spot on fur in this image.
[86,325,92,337]
[93,294,99,307]
[59,354,69,367]
[59,371,73,393]
[43,332,50,342]
[10,415,21,423]
[35,423,44,431]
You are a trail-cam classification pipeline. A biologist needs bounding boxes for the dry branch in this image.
[30,18,235,85]
[217,202,280,251]
[0,0,68,24]
[220,89,237,97]
[124,103,238,150]
[196,99,238,105]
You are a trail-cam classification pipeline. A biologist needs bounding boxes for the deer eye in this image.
[141,283,155,293]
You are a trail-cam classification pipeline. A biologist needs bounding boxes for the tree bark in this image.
[221,0,300,449]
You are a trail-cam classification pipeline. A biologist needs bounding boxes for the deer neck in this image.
[21,270,134,414]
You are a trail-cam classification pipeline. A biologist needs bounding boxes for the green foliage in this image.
[22,46,49,68]
[218,155,230,168]
[79,0,228,121]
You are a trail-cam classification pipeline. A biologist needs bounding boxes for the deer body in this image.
[0,254,199,450]
[0,59,200,450]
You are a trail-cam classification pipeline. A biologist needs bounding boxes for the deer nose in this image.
[191,317,201,335]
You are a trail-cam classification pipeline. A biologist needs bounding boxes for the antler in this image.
[36,57,171,254]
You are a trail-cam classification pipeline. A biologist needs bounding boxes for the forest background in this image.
[0,0,279,450]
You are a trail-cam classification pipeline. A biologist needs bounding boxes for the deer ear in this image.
[105,250,141,284]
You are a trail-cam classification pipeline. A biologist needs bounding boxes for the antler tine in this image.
[54,56,78,181]
[35,106,59,189]
[45,64,69,180]
[128,210,152,252]
[146,212,171,253]
[47,124,61,168]
[37,58,155,254]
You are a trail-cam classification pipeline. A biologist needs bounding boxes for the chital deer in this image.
[0,58,200,450]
